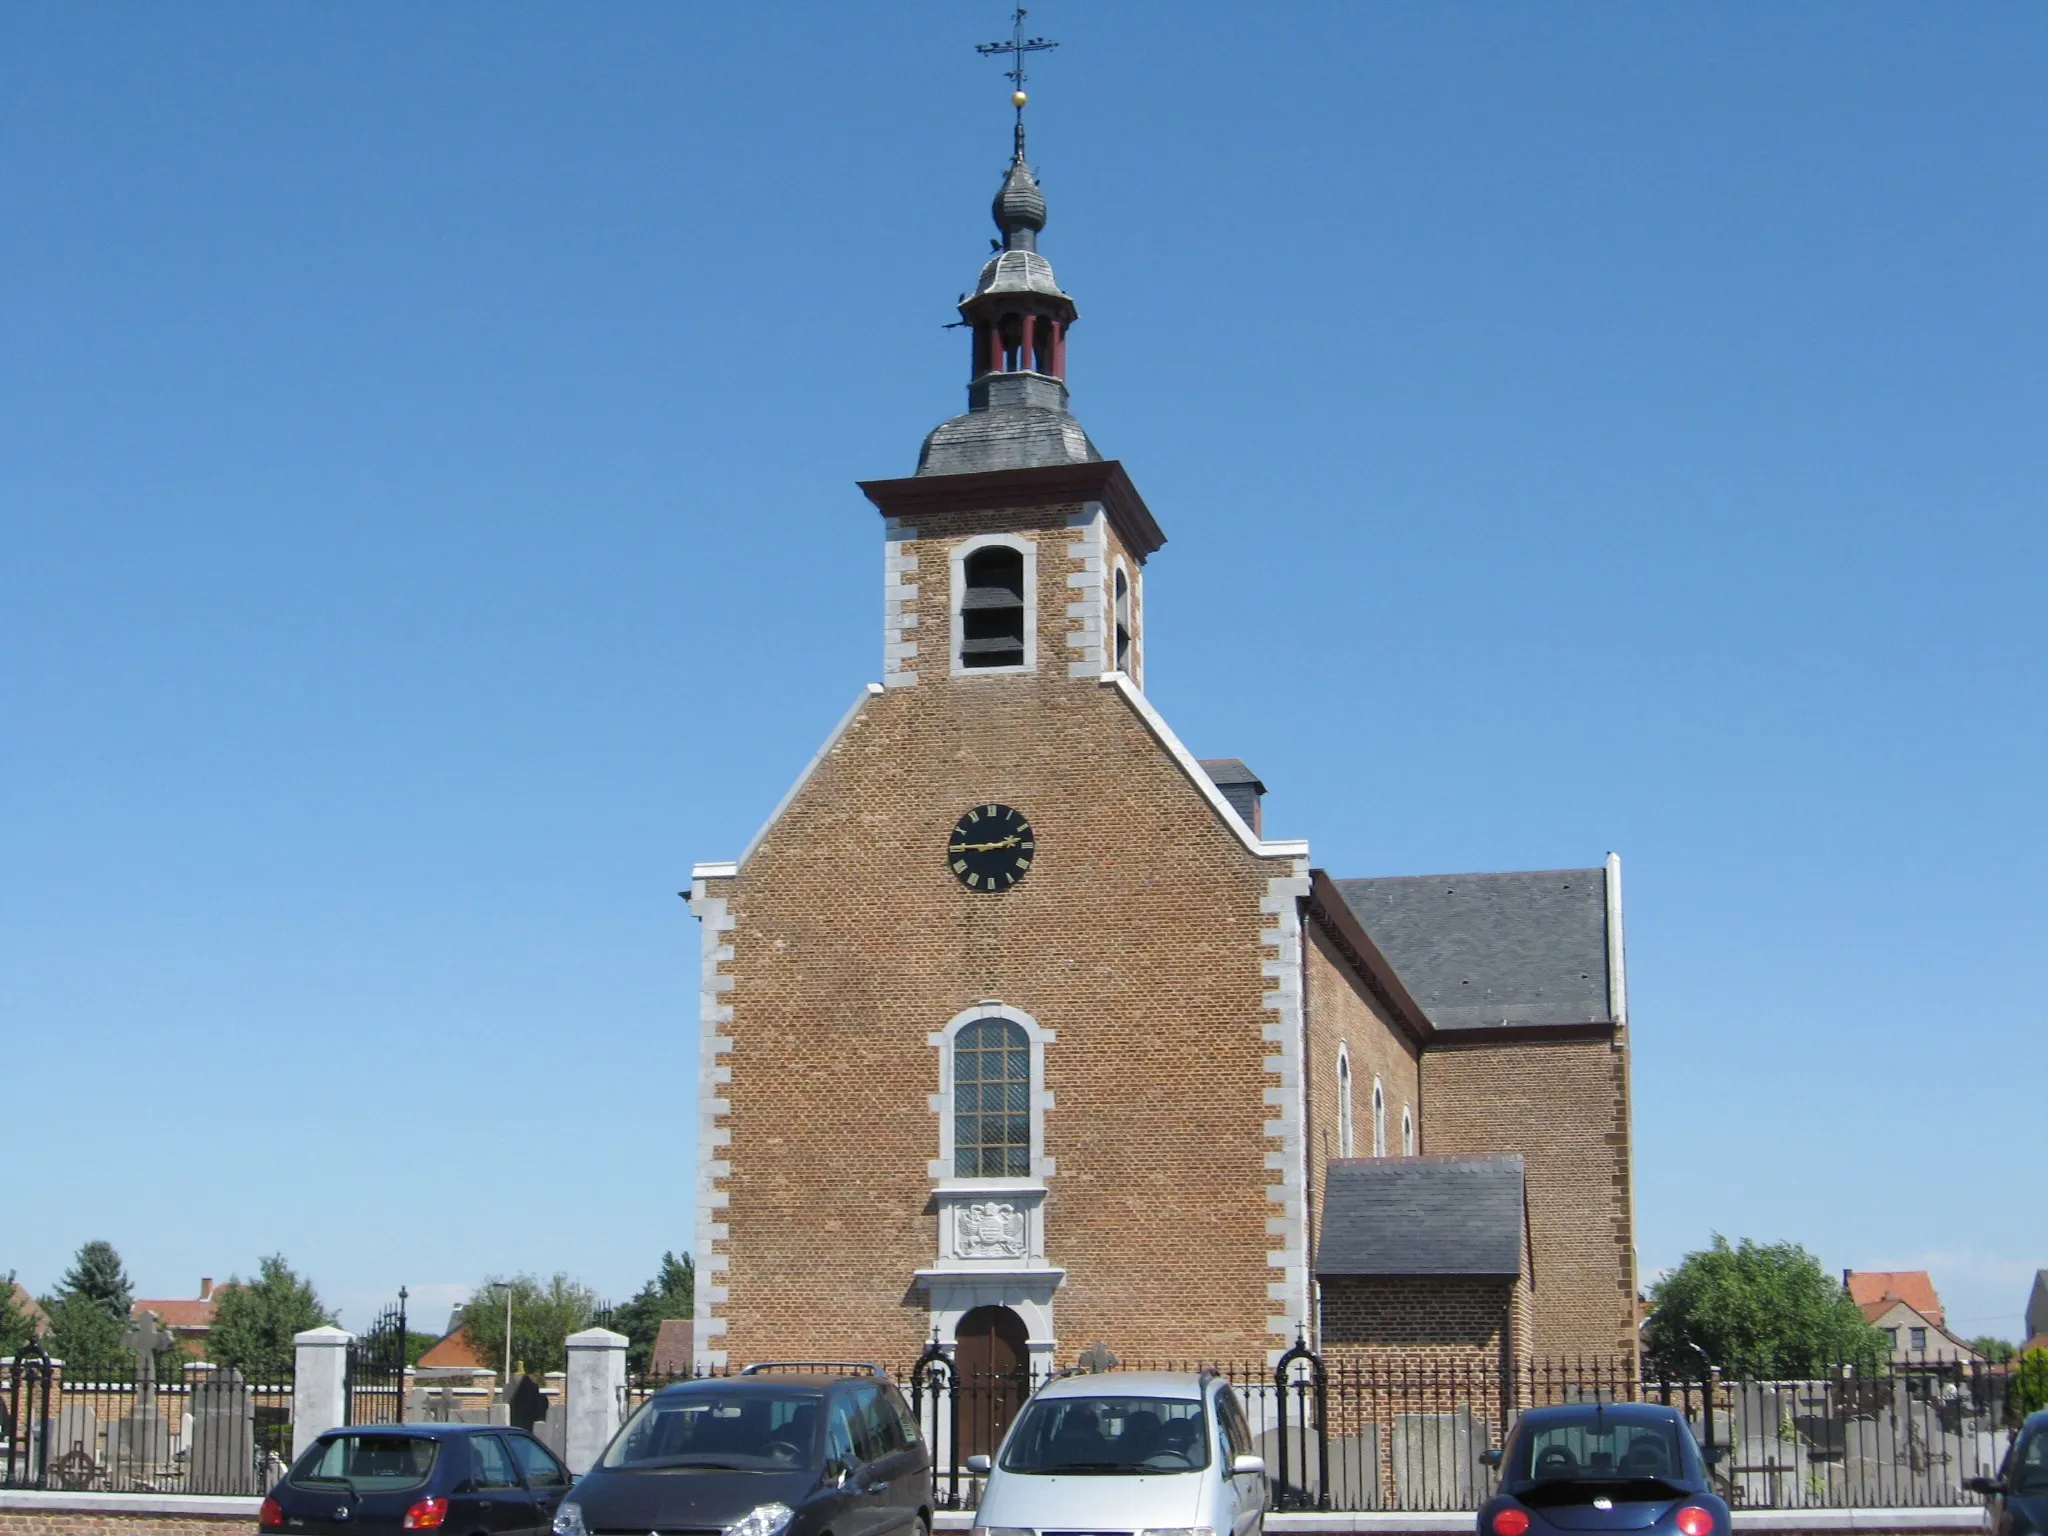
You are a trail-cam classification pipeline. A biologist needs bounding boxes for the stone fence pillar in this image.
[563,1327,628,1474]
[293,1325,355,1459]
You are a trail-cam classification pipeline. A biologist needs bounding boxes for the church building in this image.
[688,114,1637,1382]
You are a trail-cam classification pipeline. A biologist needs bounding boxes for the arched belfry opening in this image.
[960,544,1027,669]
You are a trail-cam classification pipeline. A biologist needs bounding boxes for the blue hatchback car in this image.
[1969,1407,2048,1536]
[1478,1403,1730,1536]
[261,1423,573,1536]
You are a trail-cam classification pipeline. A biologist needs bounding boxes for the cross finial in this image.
[977,7,1059,161]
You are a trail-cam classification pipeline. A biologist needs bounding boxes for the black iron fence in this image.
[3,1341,294,1494]
[345,1293,410,1427]
[896,1350,2023,1513]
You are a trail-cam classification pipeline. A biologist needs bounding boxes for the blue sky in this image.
[3,2,2042,1344]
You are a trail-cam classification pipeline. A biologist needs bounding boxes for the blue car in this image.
[1969,1407,2048,1536]
[1477,1403,1730,1536]
[261,1423,573,1536]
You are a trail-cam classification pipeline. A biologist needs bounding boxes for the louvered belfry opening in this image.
[960,545,1027,668]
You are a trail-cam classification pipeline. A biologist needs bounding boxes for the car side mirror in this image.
[1231,1453,1267,1478]
[823,1458,853,1489]
[1479,1449,1503,1469]
[965,1454,992,1475]
[1965,1476,2004,1496]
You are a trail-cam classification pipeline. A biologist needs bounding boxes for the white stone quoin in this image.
[563,1326,628,1474]
[291,1326,354,1459]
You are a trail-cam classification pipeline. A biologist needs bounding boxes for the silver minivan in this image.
[967,1369,1268,1536]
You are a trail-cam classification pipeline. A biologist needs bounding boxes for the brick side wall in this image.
[1302,928,1422,1294]
[696,499,1301,1368]
[1420,1036,1636,1359]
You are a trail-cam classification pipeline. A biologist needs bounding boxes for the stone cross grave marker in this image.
[107,1313,174,1468]
[1078,1341,1118,1374]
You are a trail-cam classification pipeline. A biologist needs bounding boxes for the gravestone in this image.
[105,1314,174,1471]
[187,1367,257,1494]
[52,1401,100,1467]
[502,1374,547,1433]
[1390,1408,1481,1509]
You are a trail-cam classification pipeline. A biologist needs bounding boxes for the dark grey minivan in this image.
[553,1365,930,1536]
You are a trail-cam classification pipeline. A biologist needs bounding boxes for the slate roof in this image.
[1316,1155,1526,1279]
[1334,869,1612,1030]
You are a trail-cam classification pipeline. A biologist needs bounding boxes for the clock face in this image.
[948,803,1035,890]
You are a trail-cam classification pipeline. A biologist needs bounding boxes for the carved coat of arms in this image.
[956,1201,1027,1258]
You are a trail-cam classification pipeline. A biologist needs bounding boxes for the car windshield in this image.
[600,1389,823,1471]
[1506,1412,1688,1492]
[292,1434,438,1491]
[999,1394,1209,1475]
[2014,1433,2048,1495]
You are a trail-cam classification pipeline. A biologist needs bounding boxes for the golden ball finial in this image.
[1012,89,1028,108]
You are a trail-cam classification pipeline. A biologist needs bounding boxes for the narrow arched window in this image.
[1337,1048,1354,1159]
[960,545,1026,669]
[1372,1078,1387,1158]
[1113,568,1132,673]
[955,1018,1031,1177]
[1402,1104,1415,1157]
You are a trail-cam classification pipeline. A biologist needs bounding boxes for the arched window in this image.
[1337,1048,1354,1159]
[1402,1104,1415,1157]
[1032,316,1056,375]
[960,545,1026,669]
[954,1017,1031,1177]
[1112,567,1132,673]
[1371,1077,1387,1158]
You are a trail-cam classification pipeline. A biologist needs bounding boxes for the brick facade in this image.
[692,496,1313,1371]
[1421,1035,1636,1358]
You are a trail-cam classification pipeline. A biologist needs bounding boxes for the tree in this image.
[1970,1337,2018,1364]
[2012,1348,2048,1422]
[38,1289,129,1378]
[1646,1235,1890,1379]
[0,1272,38,1358]
[208,1256,335,1377]
[458,1274,597,1378]
[58,1241,132,1323]
[612,1252,695,1375]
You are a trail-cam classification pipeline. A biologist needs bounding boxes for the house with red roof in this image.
[129,1278,230,1360]
[1844,1269,1979,1365]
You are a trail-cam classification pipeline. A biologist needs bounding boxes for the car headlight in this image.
[551,1504,586,1536]
[721,1506,794,1536]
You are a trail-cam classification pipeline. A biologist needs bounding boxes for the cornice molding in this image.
[858,459,1166,561]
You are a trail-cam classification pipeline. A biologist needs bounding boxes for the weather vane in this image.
[977,7,1059,156]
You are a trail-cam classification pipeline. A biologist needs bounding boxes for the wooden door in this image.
[954,1306,1030,1459]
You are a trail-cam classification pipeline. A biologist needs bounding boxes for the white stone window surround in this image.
[927,1001,1056,1183]
[1402,1103,1415,1156]
[1064,509,1107,680]
[950,532,1039,677]
[1371,1076,1387,1158]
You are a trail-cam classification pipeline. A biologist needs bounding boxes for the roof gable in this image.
[1334,870,1612,1030]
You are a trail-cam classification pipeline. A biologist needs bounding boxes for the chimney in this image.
[1199,759,1266,837]
[200,1278,214,1300]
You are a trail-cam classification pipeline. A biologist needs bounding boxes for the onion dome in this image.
[992,156,1048,251]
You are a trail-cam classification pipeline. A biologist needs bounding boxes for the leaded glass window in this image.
[954,1018,1031,1177]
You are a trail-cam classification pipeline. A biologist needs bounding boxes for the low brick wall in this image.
[0,1492,259,1536]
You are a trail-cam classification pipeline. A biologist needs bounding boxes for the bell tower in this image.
[859,86,1163,691]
